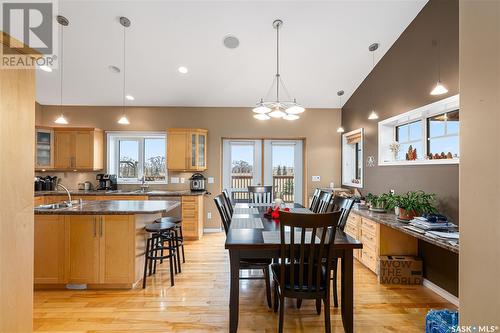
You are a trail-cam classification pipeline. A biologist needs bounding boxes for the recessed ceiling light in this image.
[39,65,52,72]
[178,66,188,74]
[125,94,135,101]
[223,35,240,49]
[109,65,121,73]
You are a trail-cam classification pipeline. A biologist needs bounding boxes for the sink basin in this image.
[36,201,79,210]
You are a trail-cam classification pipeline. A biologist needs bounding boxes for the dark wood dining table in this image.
[224,203,363,333]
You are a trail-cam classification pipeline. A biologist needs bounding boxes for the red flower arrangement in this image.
[266,206,290,220]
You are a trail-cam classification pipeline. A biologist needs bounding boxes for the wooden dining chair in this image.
[309,189,323,213]
[329,196,355,307]
[222,189,234,216]
[213,194,272,308]
[247,185,273,204]
[316,192,333,213]
[272,211,341,333]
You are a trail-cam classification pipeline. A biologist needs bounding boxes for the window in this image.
[395,120,423,160]
[378,94,459,166]
[107,132,167,184]
[342,128,363,188]
[427,110,459,158]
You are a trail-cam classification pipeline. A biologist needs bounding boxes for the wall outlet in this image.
[208,177,214,184]
[171,177,179,184]
[312,176,321,182]
[180,177,185,184]
[207,212,212,219]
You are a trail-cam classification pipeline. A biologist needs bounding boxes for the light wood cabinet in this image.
[182,196,204,240]
[67,215,100,284]
[167,128,207,171]
[35,127,54,170]
[34,215,67,284]
[54,128,104,171]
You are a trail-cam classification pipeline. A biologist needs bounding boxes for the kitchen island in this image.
[34,200,180,289]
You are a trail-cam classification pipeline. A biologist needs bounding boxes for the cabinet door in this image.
[35,128,53,169]
[68,215,100,283]
[190,133,198,169]
[99,216,135,284]
[74,131,93,169]
[167,131,188,170]
[54,131,73,169]
[34,215,67,284]
[197,133,206,169]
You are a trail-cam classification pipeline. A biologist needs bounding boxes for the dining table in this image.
[224,202,363,333]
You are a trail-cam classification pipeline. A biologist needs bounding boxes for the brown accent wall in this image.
[38,105,341,228]
[342,0,459,296]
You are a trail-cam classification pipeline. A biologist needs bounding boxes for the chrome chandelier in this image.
[252,19,305,121]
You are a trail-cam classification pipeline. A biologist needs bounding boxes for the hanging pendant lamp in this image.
[430,40,448,95]
[336,90,345,133]
[118,16,131,125]
[368,43,379,120]
[252,19,304,121]
[54,15,69,125]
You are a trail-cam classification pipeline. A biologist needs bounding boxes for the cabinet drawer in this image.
[348,213,361,225]
[345,224,358,240]
[361,218,377,234]
[361,231,377,249]
[361,249,378,273]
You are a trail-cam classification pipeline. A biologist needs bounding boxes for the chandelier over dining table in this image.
[252,19,305,121]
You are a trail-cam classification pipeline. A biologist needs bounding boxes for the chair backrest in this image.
[316,192,333,213]
[222,189,234,216]
[278,211,341,292]
[309,189,323,213]
[247,185,273,204]
[332,196,355,230]
[214,194,231,234]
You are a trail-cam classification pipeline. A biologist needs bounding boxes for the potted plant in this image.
[396,191,437,220]
[383,192,401,215]
[366,193,388,212]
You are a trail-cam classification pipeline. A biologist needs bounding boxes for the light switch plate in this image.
[170,177,179,184]
[312,176,321,182]
[207,212,212,219]
[208,177,214,184]
[180,177,185,184]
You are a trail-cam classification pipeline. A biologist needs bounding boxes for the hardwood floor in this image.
[34,232,455,332]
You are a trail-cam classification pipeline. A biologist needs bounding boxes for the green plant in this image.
[396,191,437,214]
[366,193,386,209]
[382,192,400,211]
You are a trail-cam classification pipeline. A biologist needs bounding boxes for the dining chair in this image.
[309,189,323,213]
[213,194,272,308]
[222,189,234,216]
[247,185,273,204]
[316,192,333,213]
[272,211,341,333]
[329,196,355,307]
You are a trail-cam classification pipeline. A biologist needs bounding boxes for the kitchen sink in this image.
[36,201,80,210]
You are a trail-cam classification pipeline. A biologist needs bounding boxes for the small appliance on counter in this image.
[96,174,117,190]
[189,173,206,192]
[34,176,58,191]
[78,181,93,191]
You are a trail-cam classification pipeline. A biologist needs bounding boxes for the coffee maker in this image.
[96,174,117,190]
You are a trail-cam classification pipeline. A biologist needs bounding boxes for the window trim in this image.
[107,131,168,184]
[378,94,459,166]
[426,110,460,158]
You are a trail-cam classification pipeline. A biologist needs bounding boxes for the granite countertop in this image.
[34,189,206,197]
[34,200,181,215]
[351,207,459,254]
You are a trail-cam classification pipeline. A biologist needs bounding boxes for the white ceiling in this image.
[35,0,427,108]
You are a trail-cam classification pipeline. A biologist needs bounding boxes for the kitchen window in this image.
[427,110,459,158]
[395,120,423,160]
[107,132,167,184]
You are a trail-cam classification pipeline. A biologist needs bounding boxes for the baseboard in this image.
[204,227,222,233]
[423,278,459,307]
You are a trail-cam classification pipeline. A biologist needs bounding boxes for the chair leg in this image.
[333,267,339,308]
[323,296,331,333]
[273,282,279,313]
[142,238,151,289]
[175,229,182,273]
[296,299,302,309]
[263,267,272,309]
[179,226,186,263]
[278,295,285,333]
[152,236,158,274]
[168,238,175,287]
[316,298,321,315]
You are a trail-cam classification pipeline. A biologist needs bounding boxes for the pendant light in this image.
[117,16,131,125]
[54,15,69,125]
[430,40,448,95]
[252,19,304,121]
[367,43,379,120]
[336,90,345,133]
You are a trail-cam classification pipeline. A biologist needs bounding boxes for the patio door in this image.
[222,139,304,204]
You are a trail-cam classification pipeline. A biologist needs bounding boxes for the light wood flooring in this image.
[34,232,456,332]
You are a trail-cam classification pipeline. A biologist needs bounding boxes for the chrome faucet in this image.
[57,183,73,207]
[140,176,149,193]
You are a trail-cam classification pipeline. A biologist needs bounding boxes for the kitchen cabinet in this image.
[54,128,104,170]
[35,127,54,170]
[67,215,100,284]
[34,215,67,284]
[182,195,204,240]
[167,128,207,171]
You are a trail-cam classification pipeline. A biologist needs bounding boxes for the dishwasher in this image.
[148,196,182,219]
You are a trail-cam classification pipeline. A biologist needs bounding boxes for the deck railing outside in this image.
[230,174,295,203]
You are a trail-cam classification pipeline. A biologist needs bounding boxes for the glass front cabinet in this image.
[167,128,207,171]
[35,127,54,170]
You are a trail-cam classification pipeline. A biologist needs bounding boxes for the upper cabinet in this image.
[35,127,54,170]
[53,128,104,171]
[167,128,207,171]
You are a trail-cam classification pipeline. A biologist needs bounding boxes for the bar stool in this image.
[155,217,185,270]
[143,222,178,288]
